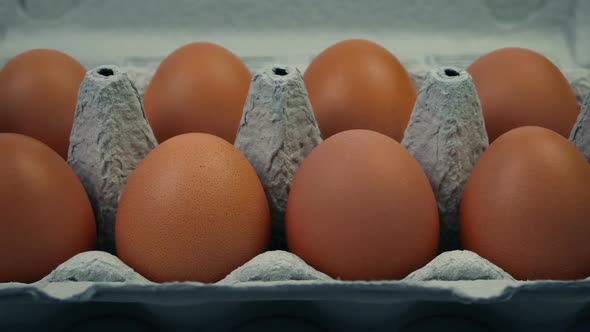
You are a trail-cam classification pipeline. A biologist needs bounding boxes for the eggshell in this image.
[0,49,86,159]
[143,42,251,144]
[0,133,96,283]
[115,133,270,283]
[467,48,579,142]
[304,39,416,141]
[286,129,439,280]
[460,126,590,280]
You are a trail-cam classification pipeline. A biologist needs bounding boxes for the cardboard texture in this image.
[1,0,590,331]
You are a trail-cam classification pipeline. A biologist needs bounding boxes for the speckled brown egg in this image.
[143,42,251,144]
[115,133,270,283]
[304,39,416,141]
[0,133,96,283]
[461,126,590,280]
[286,129,439,280]
[0,49,86,159]
[467,48,579,142]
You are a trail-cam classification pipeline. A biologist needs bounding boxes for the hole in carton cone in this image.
[444,68,460,77]
[98,68,114,77]
[273,67,289,76]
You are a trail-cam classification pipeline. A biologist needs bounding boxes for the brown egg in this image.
[116,133,270,283]
[0,133,96,283]
[143,42,251,144]
[304,39,416,142]
[467,48,579,142]
[0,49,86,159]
[286,129,439,280]
[460,126,590,280]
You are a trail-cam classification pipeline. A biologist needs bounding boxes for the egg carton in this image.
[3,0,590,331]
[1,58,590,332]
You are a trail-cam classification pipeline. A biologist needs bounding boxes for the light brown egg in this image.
[115,133,270,283]
[0,133,96,283]
[304,39,416,142]
[461,126,590,280]
[0,49,86,159]
[286,129,439,280]
[467,48,579,142]
[143,42,251,144]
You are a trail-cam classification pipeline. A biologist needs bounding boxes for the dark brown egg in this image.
[0,133,96,283]
[286,129,439,280]
[467,48,579,142]
[304,39,416,141]
[116,133,270,283]
[0,49,86,159]
[143,42,251,144]
[461,126,590,280]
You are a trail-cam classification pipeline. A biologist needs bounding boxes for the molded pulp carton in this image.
[1,1,590,331]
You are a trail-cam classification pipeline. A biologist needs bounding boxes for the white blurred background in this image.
[0,0,588,71]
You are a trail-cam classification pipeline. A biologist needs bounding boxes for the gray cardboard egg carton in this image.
[2,0,590,331]
[2,62,590,332]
